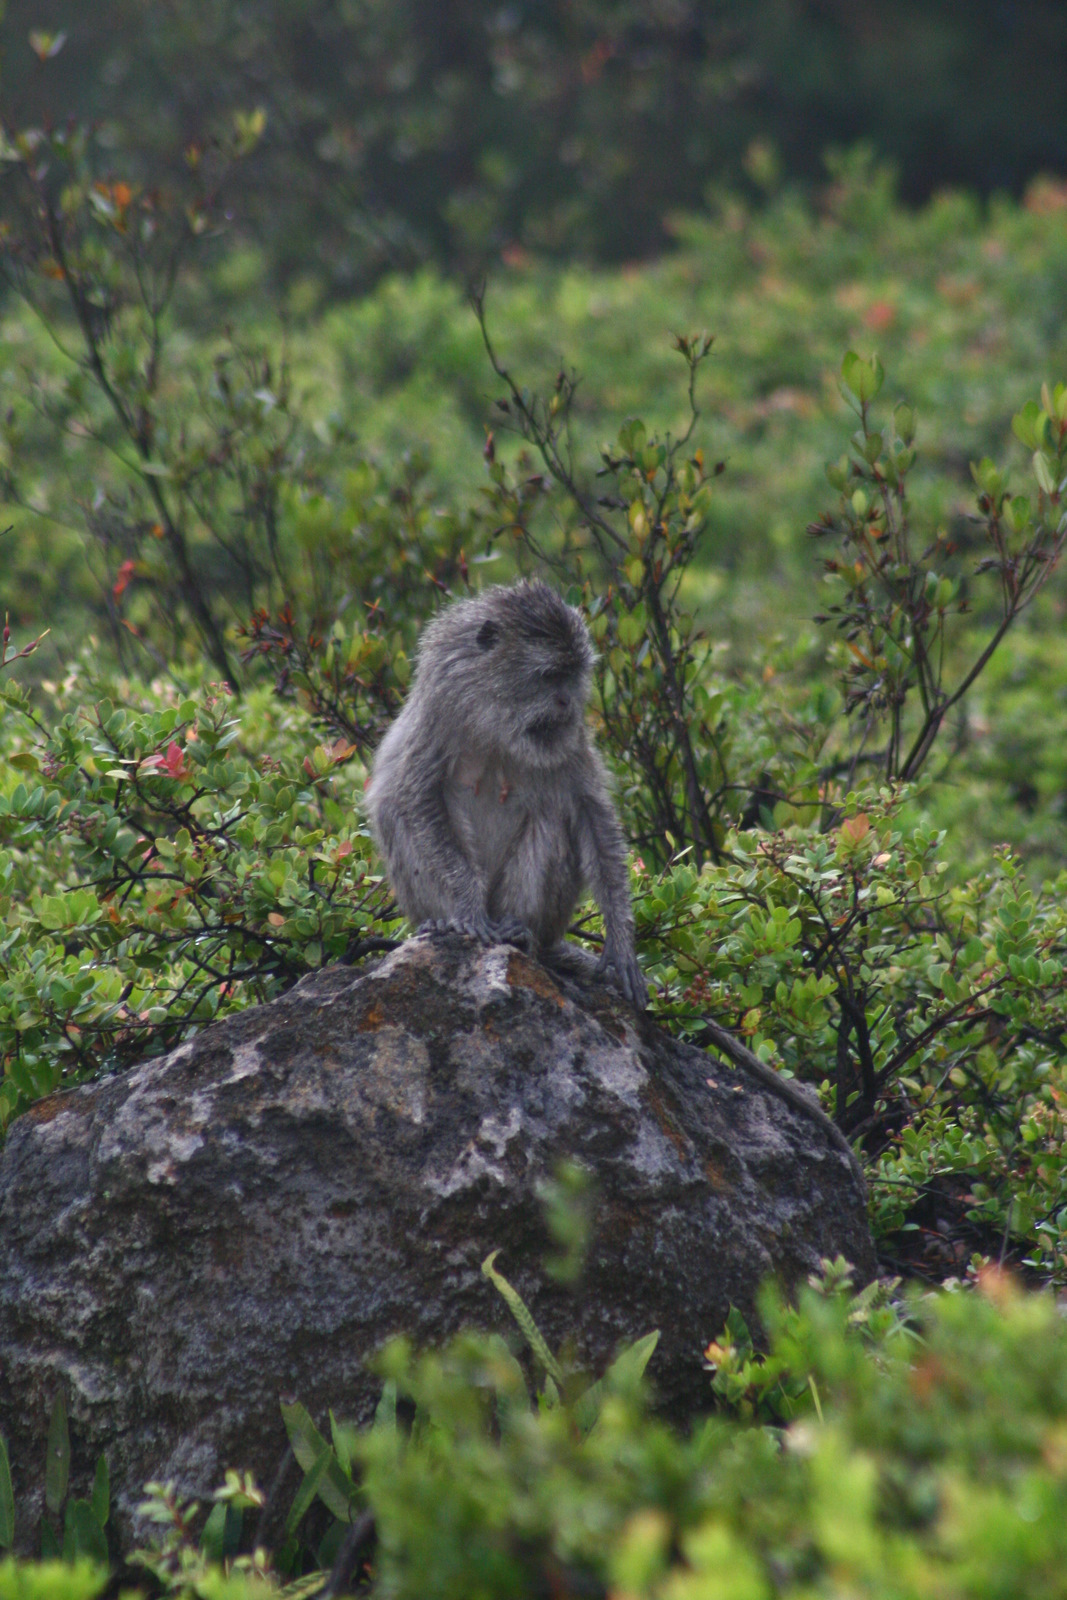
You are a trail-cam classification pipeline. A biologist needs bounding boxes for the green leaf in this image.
[1032,450,1056,495]
[1006,495,1032,533]
[1012,401,1041,449]
[279,1400,352,1522]
[280,1399,329,1472]
[330,1410,357,1477]
[572,1332,660,1437]
[201,1500,243,1561]
[284,1447,333,1540]
[90,1455,108,1528]
[45,1390,70,1515]
[374,1380,398,1434]
[841,351,884,404]
[482,1250,564,1387]
[617,613,645,648]
[841,352,863,398]
[894,403,916,445]
[63,1499,108,1564]
[0,1434,13,1548]
[200,1500,229,1562]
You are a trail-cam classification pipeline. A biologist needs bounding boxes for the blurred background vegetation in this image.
[4,0,1067,290]
[6,0,1067,874]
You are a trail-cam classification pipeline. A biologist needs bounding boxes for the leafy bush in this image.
[5,257,1067,1283]
[0,121,476,683]
[348,1271,1067,1599]
[647,807,1067,1281]
[9,1270,1067,1598]
[0,661,392,1129]
[7,49,1067,1600]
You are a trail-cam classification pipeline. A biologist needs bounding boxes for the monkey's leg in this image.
[541,939,599,980]
[576,788,649,1010]
[379,784,497,937]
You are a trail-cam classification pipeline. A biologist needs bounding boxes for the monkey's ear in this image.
[476,620,500,651]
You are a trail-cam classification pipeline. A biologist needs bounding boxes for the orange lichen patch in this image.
[356,1002,386,1032]
[24,1093,82,1125]
[506,950,567,1007]
[703,1157,731,1193]
[641,1079,692,1162]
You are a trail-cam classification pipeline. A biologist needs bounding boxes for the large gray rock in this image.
[0,936,873,1546]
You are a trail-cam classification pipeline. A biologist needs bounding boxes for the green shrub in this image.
[269,1270,1067,1598]
[18,1271,1059,1599]
[0,660,393,1129]
[7,0,1067,288]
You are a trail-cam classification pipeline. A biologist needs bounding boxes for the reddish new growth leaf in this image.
[839,814,871,847]
[143,741,191,781]
[113,559,136,601]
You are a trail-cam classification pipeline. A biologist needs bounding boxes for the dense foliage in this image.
[9,135,1067,885]
[8,1266,1067,1597]
[4,0,1067,288]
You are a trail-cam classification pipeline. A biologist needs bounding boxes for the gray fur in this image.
[365,581,648,1008]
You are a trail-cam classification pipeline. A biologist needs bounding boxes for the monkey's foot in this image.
[543,941,648,1010]
[542,940,599,980]
[417,916,532,951]
[489,916,534,952]
[596,944,649,1011]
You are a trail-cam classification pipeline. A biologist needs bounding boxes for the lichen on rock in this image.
[0,933,873,1545]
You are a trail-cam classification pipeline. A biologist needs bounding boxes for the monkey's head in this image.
[419,581,595,768]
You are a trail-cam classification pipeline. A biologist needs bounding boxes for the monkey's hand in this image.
[596,940,649,1010]
[418,915,532,952]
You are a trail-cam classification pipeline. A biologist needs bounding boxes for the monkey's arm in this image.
[576,763,648,1010]
[373,769,528,946]
[374,775,489,936]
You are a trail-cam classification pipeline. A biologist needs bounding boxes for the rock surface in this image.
[0,935,873,1545]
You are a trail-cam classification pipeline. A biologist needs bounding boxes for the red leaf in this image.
[112,558,136,601]
[162,741,190,780]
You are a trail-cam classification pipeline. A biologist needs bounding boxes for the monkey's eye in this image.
[476,620,500,651]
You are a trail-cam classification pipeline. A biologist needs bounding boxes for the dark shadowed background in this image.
[4,0,1066,290]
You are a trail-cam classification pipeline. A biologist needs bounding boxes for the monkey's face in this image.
[463,587,594,768]
[514,656,590,764]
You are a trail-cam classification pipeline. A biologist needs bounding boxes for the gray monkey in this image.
[365,580,648,1008]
